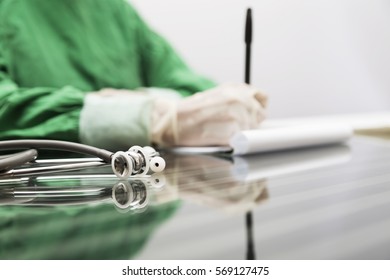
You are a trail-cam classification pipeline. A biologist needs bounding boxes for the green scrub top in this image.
[0,0,214,142]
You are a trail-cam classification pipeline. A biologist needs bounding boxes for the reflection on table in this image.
[1,142,371,260]
[0,173,179,259]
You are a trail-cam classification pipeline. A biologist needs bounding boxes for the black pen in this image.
[244,8,252,84]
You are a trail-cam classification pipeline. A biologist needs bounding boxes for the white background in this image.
[131,0,390,118]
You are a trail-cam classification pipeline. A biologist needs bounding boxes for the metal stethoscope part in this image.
[111,145,166,178]
[0,140,166,179]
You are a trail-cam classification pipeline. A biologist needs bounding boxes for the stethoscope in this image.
[0,139,166,179]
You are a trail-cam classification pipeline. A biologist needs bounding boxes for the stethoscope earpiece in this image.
[111,151,134,179]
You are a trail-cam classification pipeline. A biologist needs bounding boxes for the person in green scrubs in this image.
[0,0,267,150]
[0,1,268,259]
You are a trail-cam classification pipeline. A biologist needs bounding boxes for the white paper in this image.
[230,123,352,155]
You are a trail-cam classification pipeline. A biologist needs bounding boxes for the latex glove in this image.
[152,84,267,147]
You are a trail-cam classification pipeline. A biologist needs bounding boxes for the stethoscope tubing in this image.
[0,149,38,171]
[0,161,106,177]
[0,139,113,161]
[0,139,113,176]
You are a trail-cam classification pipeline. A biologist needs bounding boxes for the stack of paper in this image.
[169,112,390,156]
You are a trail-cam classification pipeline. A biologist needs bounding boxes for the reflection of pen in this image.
[246,212,256,260]
[244,8,252,84]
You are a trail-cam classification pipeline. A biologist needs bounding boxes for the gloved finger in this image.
[178,101,255,130]
[178,87,263,126]
[179,121,241,146]
[226,103,255,130]
[219,83,268,108]
[254,91,268,108]
[247,98,267,127]
[227,95,265,129]
[181,85,253,113]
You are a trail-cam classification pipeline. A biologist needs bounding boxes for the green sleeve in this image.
[0,53,85,141]
[124,3,216,97]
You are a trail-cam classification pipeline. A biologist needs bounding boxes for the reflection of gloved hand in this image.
[159,154,269,214]
[152,84,267,147]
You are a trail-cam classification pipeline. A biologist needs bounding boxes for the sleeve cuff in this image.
[79,93,154,151]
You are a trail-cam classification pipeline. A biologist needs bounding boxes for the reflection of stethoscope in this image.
[0,140,166,178]
[0,174,166,213]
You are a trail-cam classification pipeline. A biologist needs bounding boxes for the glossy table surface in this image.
[1,136,390,259]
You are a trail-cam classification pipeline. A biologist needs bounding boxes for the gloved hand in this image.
[152,84,267,147]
